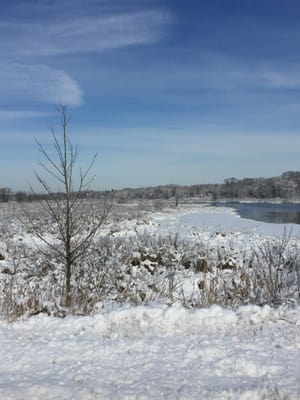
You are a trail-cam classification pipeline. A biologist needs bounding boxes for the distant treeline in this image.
[1,171,300,203]
[112,171,300,202]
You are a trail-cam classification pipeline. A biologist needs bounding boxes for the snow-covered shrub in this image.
[252,231,300,305]
[0,244,66,321]
[1,201,300,321]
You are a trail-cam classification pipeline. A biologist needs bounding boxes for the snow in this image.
[151,204,300,238]
[0,303,299,399]
[0,202,300,399]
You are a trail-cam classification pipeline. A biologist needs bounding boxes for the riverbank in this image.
[180,200,300,225]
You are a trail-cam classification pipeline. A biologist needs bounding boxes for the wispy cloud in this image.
[181,55,300,92]
[0,11,171,58]
[0,2,172,108]
[84,51,300,95]
[0,63,83,105]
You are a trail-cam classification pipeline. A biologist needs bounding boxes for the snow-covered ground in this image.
[150,203,300,238]
[0,303,299,399]
[0,203,300,399]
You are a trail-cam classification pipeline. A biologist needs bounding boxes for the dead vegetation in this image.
[0,201,299,321]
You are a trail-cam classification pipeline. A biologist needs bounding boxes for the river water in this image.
[218,202,300,225]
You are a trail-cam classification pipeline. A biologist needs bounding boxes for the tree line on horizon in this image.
[1,170,300,203]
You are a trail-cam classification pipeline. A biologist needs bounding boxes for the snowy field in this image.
[0,203,300,399]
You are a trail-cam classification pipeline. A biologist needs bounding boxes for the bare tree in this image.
[32,105,111,308]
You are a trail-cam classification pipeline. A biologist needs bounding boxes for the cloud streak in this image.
[0,2,172,107]
[0,10,172,58]
[0,63,83,105]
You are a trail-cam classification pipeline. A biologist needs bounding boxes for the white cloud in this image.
[0,4,172,108]
[0,10,172,58]
[0,63,83,105]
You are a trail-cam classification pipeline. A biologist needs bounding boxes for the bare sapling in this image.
[32,105,112,309]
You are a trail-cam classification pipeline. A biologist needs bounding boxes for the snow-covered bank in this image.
[0,303,299,400]
[150,203,300,238]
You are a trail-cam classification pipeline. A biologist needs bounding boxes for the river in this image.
[217,202,300,225]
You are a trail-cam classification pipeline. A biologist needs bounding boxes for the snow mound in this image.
[93,303,239,337]
[6,303,298,339]
[91,303,298,338]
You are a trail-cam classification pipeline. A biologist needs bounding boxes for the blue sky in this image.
[1,0,300,191]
